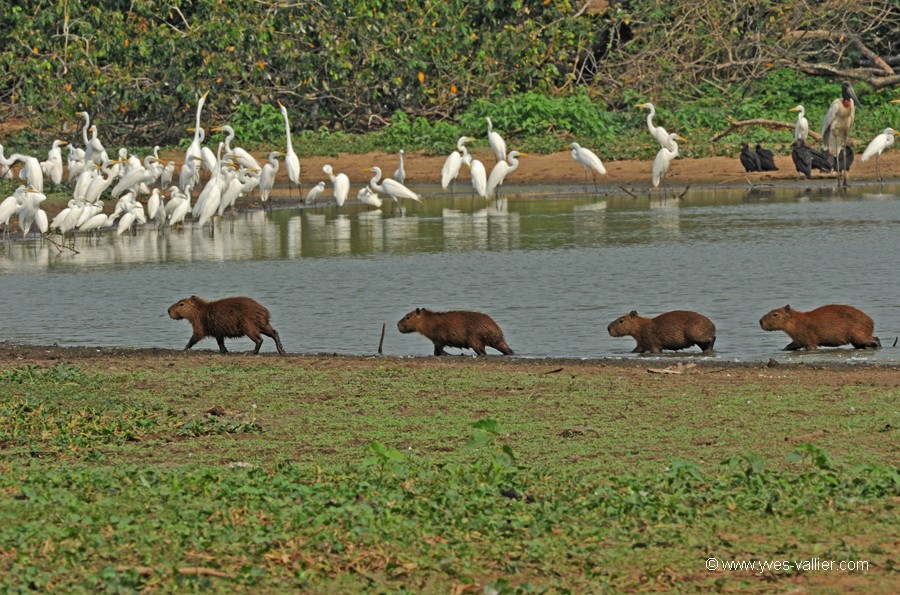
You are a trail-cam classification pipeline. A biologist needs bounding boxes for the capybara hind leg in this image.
[433,344,446,356]
[264,328,286,355]
[216,337,228,353]
[247,332,264,354]
[495,340,514,355]
[852,337,881,350]
[698,338,715,353]
[783,341,803,351]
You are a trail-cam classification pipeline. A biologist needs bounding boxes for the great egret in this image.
[486,117,507,163]
[304,181,326,205]
[146,188,162,222]
[219,167,259,216]
[789,105,809,142]
[77,211,111,237]
[637,102,670,148]
[277,101,301,195]
[0,186,27,235]
[821,81,861,186]
[112,156,158,198]
[259,151,282,204]
[214,125,261,170]
[40,140,68,185]
[185,91,209,176]
[860,127,894,182]
[160,160,175,189]
[463,154,487,198]
[323,164,350,207]
[365,166,421,207]
[393,149,406,184]
[486,151,526,199]
[86,124,108,165]
[755,144,778,171]
[652,134,685,191]
[357,186,383,208]
[0,144,13,179]
[83,161,119,204]
[8,154,44,192]
[17,185,47,236]
[739,141,761,172]
[570,142,607,191]
[441,136,470,190]
[195,142,226,226]
[66,144,85,183]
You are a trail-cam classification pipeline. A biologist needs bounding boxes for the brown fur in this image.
[607,310,717,354]
[167,295,286,355]
[397,308,514,356]
[759,304,880,350]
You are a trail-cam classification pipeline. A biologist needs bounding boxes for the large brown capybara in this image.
[759,304,880,350]
[607,310,717,354]
[167,295,286,355]
[397,308,514,356]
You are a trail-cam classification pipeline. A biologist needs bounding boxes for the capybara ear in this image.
[784,304,791,311]
[190,295,198,301]
[629,310,638,317]
[415,307,421,315]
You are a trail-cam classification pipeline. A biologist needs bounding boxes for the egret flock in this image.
[0,84,898,241]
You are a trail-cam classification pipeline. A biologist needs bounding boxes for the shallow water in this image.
[1,183,899,363]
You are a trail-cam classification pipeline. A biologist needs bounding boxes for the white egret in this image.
[147,188,162,222]
[179,155,202,193]
[112,156,158,198]
[365,166,421,207]
[83,161,119,204]
[167,187,191,228]
[570,142,607,191]
[323,164,350,207]
[357,186,382,208]
[304,181,326,205]
[636,102,671,148]
[40,140,68,185]
[214,125,261,170]
[463,154,488,198]
[822,81,861,186]
[860,127,895,182]
[393,149,406,184]
[0,186,27,235]
[441,136,470,190]
[486,151,526,199]
[789,105,809,143]
[76,112,97,165]
[277,101,302,194]
[160,160,175,189]
[259,151,282,204]
[219,167,259,216]
[486,117,507,163]
[86,124,108,165]
[195,142,226,226]
[76,200,103,228]
[78,212,111,236]
[67,143,85,182]
[0,144,14,179]
[652,133,685,192]
[185,91,209,173]
[8,154,44,192]
[17,186,47,236]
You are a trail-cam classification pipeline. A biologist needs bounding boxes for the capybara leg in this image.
[852,337,881,350]
[248,332,263,354]
[698,338,715,353]
[433,343,446,356]
[783,341,803,351]
[185,333,202,351]
[469,339,487,356]
[264,328,286,355]
[216,337,228,353]
[495,340,514,355]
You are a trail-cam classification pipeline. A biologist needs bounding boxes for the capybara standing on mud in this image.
[759,304,880,350]
[168,295,286,355]
[397,308,514,356]
[607,310,717,354]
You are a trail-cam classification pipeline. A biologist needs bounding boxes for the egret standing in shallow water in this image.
[365,166,420,211]
[277,101,301,196]
[569,143,606,192]
[486,151,526,199]
[304,181,326,205]
[486,118,507,163]
[441,136,470,192]
[860,128,895,182]
[323,164,349,207]
[821,81,861,186]
[652,134,685,194]
[393,149,407,185]
[790,105,809,143]
[259,151,282,205]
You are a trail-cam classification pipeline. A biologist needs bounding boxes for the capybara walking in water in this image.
[168,295,286,355]
[397,308,514,356]
[759,304,880,350]
[607,310,717,354]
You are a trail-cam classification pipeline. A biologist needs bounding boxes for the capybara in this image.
[759,304,880,350]
[397,308,514,356]
[167,295,286,355]
[607,310,717,353]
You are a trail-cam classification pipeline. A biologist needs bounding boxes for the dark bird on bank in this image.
[791,140,833,179]
[740,141,761,172]
[822,81,861,185]
[755,143,779,171]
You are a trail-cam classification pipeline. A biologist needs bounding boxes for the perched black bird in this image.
[740,141,761,172]
[755,143,779,171]
[809,144,833,173]
[791,140,814,179]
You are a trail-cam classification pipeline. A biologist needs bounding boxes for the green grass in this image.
[0,355,897,592]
